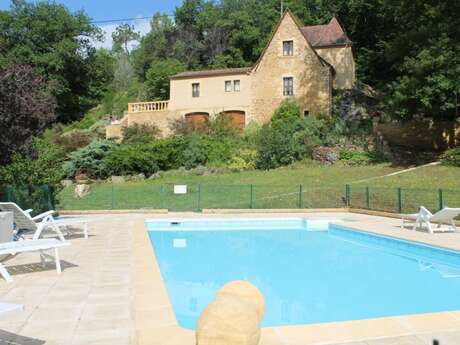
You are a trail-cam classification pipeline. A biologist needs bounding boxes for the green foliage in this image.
[112,24,140,55]
[103,144,159,176]
[0,0,112,122]
[338,149,385,166]
[441,147,460,167]
[63,140,115,178]
[228,149,257,172]
[53,129,95,153]
[145,59,185,100]
[256,101,325,169]
[0,136,65,187]
[122,123,161,144]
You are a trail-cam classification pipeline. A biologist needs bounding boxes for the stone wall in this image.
[126,110,182,137]
[249,12,332,124]
[375,120,460,151]
[106,123,123,140]
[315,46,355,89]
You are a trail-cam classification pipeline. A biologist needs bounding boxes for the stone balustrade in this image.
[128,101,169,113]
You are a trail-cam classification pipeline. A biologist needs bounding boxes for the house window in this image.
[283,77,294,96]
[283,40,294,56]
[192,83,200,97]
[225,80,232,92]
[234,80,240,92]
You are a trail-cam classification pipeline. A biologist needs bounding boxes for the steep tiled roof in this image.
[171,67,252,79]
[301,17,352,48]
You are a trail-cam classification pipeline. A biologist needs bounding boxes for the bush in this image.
[104,136,186,176]
[228,149,257,172]
[54,129,94,153]
[63,140,115,178]
[104,144,159,176]
[122,123,160,144]
[0,137,65,186]
[256,101,324,169]
[338,149,385,166]
[441,147,460,166]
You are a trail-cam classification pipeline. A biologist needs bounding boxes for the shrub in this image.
[441,147,460,166]
[63,140,115,178]
[181,134,211,169]
[228,149,257,172]
[54,129,94,153]
[256,101,324,169]
[104,144,159,176]
[0,137,65,186]
[104,136,186,175]
[122,123,160,144]
[338,149,385,166]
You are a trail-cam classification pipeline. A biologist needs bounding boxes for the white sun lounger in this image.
[402,206,460,234]
[0,202,65,241]
[53,217,90,239]
[0,239,70,282]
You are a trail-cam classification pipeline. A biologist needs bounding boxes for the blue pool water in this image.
[146,218,460,330]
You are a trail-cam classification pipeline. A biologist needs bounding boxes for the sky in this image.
[0,0,184,49]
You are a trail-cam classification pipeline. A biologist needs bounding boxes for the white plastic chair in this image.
[405,206,460,234]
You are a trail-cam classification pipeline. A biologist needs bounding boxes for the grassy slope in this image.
[57,162,460,211]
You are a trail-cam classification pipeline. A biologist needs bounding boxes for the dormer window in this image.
[283,40,294,56]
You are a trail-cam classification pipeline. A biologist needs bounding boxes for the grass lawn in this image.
[57,162,460,213]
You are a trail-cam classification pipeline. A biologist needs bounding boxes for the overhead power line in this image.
[91,14,173,24]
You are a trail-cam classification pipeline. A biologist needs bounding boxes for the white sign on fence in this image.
[174,185,187,194]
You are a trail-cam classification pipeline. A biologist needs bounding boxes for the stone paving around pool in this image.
[0,212,459,345]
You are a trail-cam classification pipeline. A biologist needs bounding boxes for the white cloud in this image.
[92,16,151,51]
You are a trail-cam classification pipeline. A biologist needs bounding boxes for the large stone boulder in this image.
[110,176,125,184]
[196,281,265,345]
[74,184,91,198]
[60,179,73,187]
[216,280,265,322]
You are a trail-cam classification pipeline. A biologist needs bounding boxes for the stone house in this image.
[106,10,355,139]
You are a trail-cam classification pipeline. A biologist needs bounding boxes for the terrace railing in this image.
[128,101,169,113]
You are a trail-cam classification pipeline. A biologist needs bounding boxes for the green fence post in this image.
[397,187,402,213]
[44,185,54,211]
[197,184,202,212]
[250,184,254,209]
[365,187,370,209]
[345,184,350,207]
[299,184,304,209]
[160,185,164,209]
[5,186,12,202]
[111,184,115,209]
[438,189,444,211]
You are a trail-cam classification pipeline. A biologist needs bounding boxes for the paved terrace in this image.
[0,212,459,345]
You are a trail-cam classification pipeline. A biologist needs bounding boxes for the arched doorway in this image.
[221,110,246,130]
[184,112,210,130]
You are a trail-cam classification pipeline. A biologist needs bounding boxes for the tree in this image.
[132,12,176,79]
[112,24,141,56]
[0,65,57,164]
[0,0,109,122]
[145,59,186,100]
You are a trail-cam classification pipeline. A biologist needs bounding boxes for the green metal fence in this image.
[2,184,460,215]
[0,185,55,214]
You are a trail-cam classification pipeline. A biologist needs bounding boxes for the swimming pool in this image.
[146,218,460,330]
